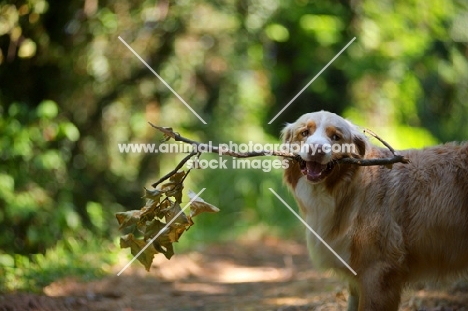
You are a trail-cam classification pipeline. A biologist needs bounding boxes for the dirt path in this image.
[1,238,468,311]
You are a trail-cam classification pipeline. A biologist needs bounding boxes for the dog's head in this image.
[282,111,367,185]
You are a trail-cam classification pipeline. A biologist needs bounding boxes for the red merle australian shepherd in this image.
[282,110,468,311]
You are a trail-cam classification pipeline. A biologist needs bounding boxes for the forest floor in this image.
[2,237,468,311]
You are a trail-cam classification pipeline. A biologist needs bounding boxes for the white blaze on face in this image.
[299,115,332,165]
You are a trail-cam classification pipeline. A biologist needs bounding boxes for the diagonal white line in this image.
[268,37,357,124]
[268,188,357,275]
[118,36,207,125]
[117,188,206,276]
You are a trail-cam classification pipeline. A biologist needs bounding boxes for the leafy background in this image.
[0,0,467,291]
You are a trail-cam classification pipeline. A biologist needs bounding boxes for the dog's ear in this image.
[345,119,367,157]
[353,134,367,156]
[281,123,293,144]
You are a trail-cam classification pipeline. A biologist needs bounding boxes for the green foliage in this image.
[0,236,118,293]
[0,100,84,254]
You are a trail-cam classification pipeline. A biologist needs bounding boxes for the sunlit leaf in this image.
[159,182,176,192]
[61,122,80,141]
[169,170,185,183]
[115,210,142,230]
[168,223,186,243]
[144,187,163,201]
[188,189,220,218]
[37,100,58,119]
[159,127,174,142]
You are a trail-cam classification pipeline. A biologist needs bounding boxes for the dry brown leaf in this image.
[144,187,163,201]
[144,219,168,240]
[115,210,142,230]
[188,189,220,218]
[117,168,219,268]
[165,202,189,226]
[168,223,186,243]
[153,239,174,259]
[120,233,158,271]
[169,170,185,183]
[159,182,183,202]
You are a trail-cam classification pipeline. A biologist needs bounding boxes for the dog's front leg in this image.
[347,283,359,311]
[358,263,403,311]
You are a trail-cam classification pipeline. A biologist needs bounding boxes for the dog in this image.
[281,110,468,311]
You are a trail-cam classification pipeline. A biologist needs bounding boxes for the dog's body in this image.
[282,111,468,311]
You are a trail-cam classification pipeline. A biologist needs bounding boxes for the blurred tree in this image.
[264,0,356,133]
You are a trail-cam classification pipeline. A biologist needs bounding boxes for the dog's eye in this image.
[301,130,309,137]
[332,134,341,141]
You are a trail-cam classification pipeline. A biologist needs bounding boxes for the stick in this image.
[148,123,409,167]
[151,151,199,188]
[337,154,409,166]
[148,123,296,159]
[364,129,396,154]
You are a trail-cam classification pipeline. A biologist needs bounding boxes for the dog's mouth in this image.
[299,160,334,183]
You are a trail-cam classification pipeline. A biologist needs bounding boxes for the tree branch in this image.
[151,151,199,188]
[364,128,396,154]
[148,123,410,167]
[336,155,409,166]
[148,123,296,158]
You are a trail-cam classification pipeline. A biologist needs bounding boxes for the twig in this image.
[148,123,409,167]
[151,151,199,188]
[364,129,396,154]
[337,155,409,166]
[148,122,296,159]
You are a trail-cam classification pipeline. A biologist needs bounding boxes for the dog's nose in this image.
[300,143,331,164]
[312,143,326,154]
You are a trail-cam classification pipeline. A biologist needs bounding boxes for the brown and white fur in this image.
[281,110,468,311]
